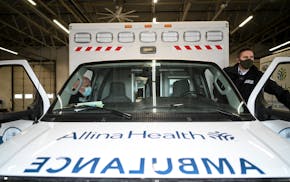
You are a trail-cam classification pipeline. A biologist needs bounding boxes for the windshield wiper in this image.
[53,102,132,120]
[215,109,242,121]
[75,105,132,120]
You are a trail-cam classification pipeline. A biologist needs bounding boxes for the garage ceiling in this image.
[0,0,289,60]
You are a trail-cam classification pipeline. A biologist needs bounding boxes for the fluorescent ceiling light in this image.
[239,15,253,28]
[153,0,158,3]
[53,19,69,34]
[0,46,18,55]
[27,0,37,6]
[269,41,290,52]
[272,47,290,54]
[152,17,157,23]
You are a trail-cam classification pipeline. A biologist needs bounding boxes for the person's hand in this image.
[72,80,80,89]
[79,87,85,94]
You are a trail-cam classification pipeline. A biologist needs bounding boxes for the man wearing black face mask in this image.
[223,48,290,110]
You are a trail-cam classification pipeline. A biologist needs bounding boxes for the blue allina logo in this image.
[277,67,287,81]
[208,131,235,141]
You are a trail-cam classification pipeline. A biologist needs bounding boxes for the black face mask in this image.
[239,59,253,69]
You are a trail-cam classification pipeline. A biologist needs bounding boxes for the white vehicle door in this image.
[248,57,290,141]
[0,60,49,144]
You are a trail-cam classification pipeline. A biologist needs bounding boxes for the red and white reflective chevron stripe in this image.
[74,46,123,52]
[174,45,223,50]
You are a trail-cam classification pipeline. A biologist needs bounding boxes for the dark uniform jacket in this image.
[224,63,290,109]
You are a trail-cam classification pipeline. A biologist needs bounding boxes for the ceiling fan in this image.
[96,6,139,22]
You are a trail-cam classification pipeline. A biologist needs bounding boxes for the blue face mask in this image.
[82,86,92,97]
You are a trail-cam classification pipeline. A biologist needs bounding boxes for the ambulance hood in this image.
[0,121,290,179]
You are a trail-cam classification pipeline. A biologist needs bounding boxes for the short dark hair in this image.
[237,48,254,58]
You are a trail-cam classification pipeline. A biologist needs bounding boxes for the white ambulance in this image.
[0,21,290,181]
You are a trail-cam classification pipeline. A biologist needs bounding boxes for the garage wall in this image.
[30,61,55,102]
[55,47,69,92]
[0,65,39,111]
[13,65,35,111]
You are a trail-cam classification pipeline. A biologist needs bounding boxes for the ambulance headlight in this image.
[279,127,290,141]
[2,127,21,142]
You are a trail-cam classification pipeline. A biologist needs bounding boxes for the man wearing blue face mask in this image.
[69,76,92,104]
[224,48,290,110]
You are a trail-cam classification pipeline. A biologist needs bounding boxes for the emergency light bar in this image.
[72,30,223,44]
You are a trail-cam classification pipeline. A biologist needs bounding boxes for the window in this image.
[50,61,252,122]
[262,63,290,111]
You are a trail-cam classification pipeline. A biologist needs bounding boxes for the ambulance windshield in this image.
[46,60,254,121]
